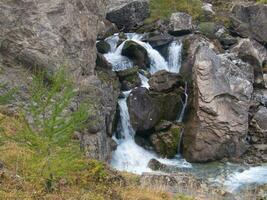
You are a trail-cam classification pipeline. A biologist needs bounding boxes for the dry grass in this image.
[0,111,196,200]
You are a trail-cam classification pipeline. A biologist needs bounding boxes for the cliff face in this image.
[0,0,120,161]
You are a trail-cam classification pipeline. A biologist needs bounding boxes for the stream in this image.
[103,33,267,195]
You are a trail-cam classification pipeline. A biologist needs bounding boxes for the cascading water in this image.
[106,33,190,174]
[103,33,267,193]
[168,41,183,73]
[177,82,188,123]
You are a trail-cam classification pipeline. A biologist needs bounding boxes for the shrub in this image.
[199,22,217,39]
[0,67,90,191]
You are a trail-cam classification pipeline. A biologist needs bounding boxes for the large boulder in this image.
[230,4,267,45]
[127,85,183,133]
[231,38,267,86]
[149,70,184,92]
[0,0,120,161]
[127,87,161,133]
[150,123,182,158]
[106,0,150,31]
[122,40,150,69]
[183,46,254,162]
[168,12,193,36]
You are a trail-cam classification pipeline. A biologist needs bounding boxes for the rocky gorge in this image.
[0,0,267,199]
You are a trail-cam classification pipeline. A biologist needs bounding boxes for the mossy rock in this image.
[96,40,111,54]
[150,124,181,158]
[199,22,217,39]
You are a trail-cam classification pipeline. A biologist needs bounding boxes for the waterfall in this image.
[168,41,183,73]
[177,82,188,123]
[138,73,150,89]
[130,39,169,74]
[107,33,191,174]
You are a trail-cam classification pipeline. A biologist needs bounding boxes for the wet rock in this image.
[96,53,113,70]
[116,66,141,91]
[97,19,119,40]
[96,40,111,54]
[231,38,267,86]
[127,87,182,133]
[183,47,254,162]
[127,87,161,133]
[106,0,150,31]
[230,4,267,45]
[135,135,153,150]
[147,159,169,171]
[150,124,182,158]
[122,40,150,69]
[168,12,193,36]
[149,70,184,92]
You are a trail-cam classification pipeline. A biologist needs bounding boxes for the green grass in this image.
[147,0,203,22]
[256,0,267,3]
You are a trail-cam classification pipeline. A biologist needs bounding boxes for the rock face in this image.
[168,12,193,36]
[149,70,183,92]
[0,0,120,161]
[183,46,254,162]
[231,38,267,86]
[106,0,149,31]
[122,40,150,69]
[230,4,267,45]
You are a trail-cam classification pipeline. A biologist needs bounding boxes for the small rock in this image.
[168,12,193,36]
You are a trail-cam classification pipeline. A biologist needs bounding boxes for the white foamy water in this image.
[168,41,183,73]
[177,82,188,123]
[224,165,267,192]
[139,73,150,89]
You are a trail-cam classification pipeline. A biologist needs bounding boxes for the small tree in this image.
[1,67,90,191]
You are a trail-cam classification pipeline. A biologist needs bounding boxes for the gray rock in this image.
[230,4,267,45]
[97,19,119,40]
[253,106,267,131]
[183,47,254,162]
[143,33,173,48]
[231,38,267,86]
[149,70,184,92]
[106,0,149,31]
[168,12,193,36]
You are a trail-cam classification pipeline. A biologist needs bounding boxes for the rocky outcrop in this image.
[127,71,184,133]
[122,40,150,69]
[149,70,183,92]
[231,38,267,86]
[168,12,193,36]
[0,0,120,161]
[150,123,182,158]
[183,47,254,162]
[106,0,149,31]
[230,4,267,45]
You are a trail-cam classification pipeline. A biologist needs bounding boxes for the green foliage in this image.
[199,22,217,39]
[256,0,267,3]
[0,67,90,190]
[147,0,203,22]
[0,83,16,105]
